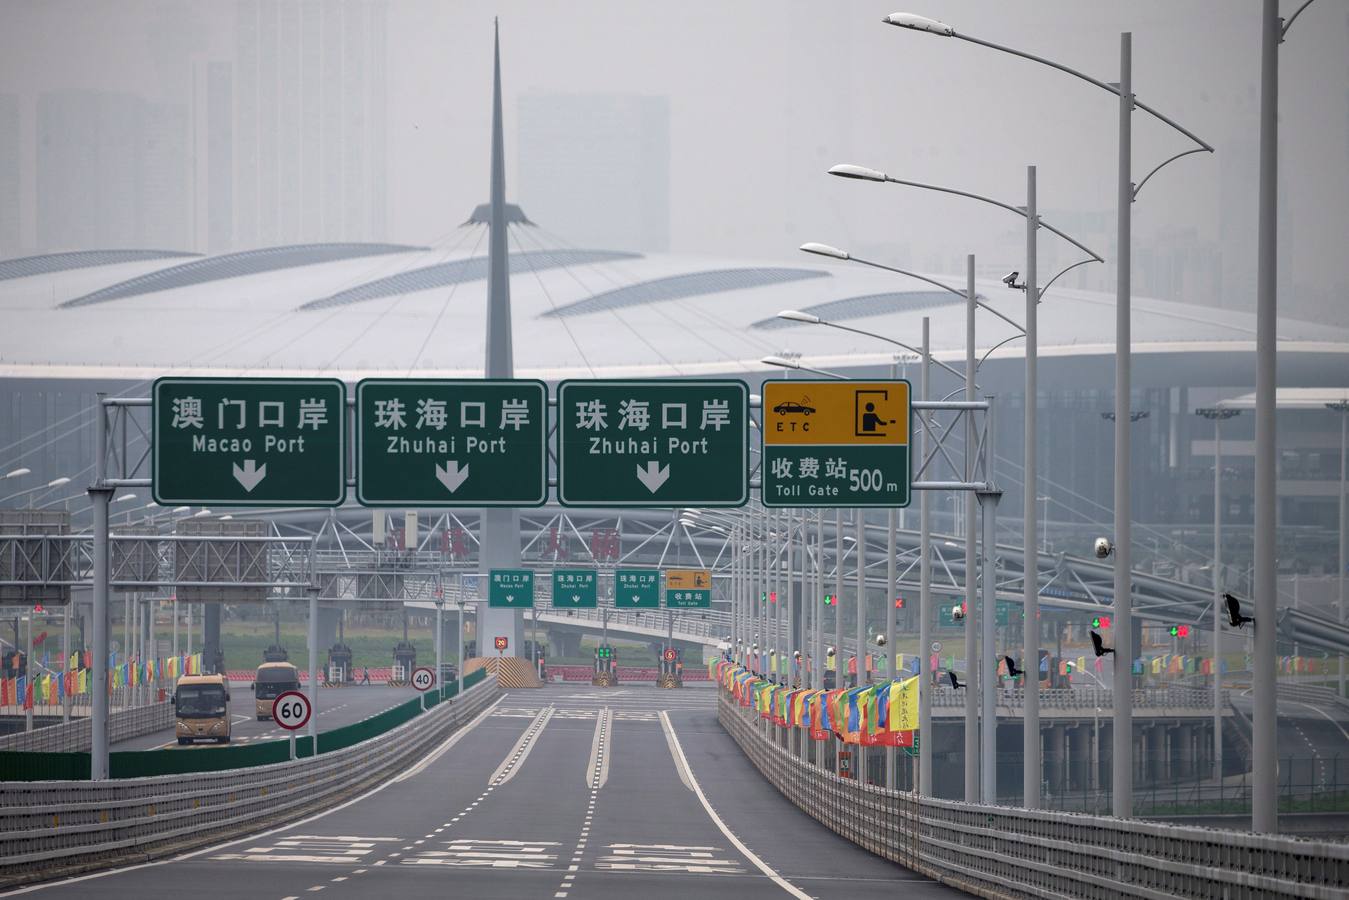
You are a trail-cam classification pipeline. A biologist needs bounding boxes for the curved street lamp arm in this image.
[847,253,1025,334]
[1036,219,1104,263]
[883,174,1025,220]
[978,333,1026,369]
[955,31,1214,153]
[882,175,1103,263]
[817,319,971,385]
[845,255,964,298]
[1133,147,1209,200]
[1282,0,1320,38]
[1038,257,1102,301]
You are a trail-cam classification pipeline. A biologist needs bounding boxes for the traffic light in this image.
[824,594,836,607]
[1169,624,1190,638]
[769,591,778,604]
[1092,615,1111,629]
[596,645,613,660]
[894,597,905,609]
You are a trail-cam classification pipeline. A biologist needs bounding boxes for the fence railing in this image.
[0,699,172,754]
[718,692,1349,899]
[0,673,499,888]
[927,684,1223,712]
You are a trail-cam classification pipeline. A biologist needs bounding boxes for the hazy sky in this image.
[2,1,1346,319]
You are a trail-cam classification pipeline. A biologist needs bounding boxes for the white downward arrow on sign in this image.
[232,459,267,492]
[435,460,470,493]
[635,460,670,493]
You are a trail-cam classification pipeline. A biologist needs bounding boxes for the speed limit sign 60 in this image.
[410,666,435,692]
[272,690,312,731]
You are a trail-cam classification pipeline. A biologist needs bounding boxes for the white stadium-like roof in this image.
[3,227,1346,389]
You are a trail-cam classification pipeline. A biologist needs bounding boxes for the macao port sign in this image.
[153,378,346,507]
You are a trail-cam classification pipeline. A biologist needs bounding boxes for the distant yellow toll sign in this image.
[761,380,911,508]
[665,568,712,608]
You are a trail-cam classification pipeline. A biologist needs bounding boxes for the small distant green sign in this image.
[551,569,598,608]
[615,569,659,609]
[488,569,534,608]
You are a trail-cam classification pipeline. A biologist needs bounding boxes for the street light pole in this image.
[1111,32,1135,820]
[1197,407,1240,783]
[918,317,934,795]
[1253,0,1280,834]
[1023,165,1041,810]
[1329,400,1349,699]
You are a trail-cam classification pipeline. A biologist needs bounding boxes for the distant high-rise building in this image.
[36,90,189,251]
[517,93,669,253]
[0,95,19,256]
[232,0,387,248]
[205,61,233,252]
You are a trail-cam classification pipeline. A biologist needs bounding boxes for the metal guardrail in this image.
[927,684,1225,712]
[0,678,500,888]
[0,700,172,753]
[534,606,730,644]
[718,693,1349,899]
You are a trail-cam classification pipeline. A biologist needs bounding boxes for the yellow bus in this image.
[174,673,231,745]
[253,661,300,720]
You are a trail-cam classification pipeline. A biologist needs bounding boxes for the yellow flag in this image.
[887,675,920,732]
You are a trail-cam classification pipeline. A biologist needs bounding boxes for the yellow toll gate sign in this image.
[665,568,711,608]
[761,380,911,508]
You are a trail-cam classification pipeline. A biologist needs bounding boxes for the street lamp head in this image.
[46,476,71,488]
[172,506,191,513]
[828,163,887,182]
[760,355,801,370]
[882,12,955,36]
[114,493,137,503]
[777,309,822,324]
[4,467,31,479]
[797,243,849,262]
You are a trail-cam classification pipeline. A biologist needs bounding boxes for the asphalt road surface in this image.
[14,684,963,899]
[111,685,421,751]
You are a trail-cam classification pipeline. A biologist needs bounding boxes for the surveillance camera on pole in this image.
[1093,537,1115,559]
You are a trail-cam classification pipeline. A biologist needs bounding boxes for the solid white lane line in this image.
[659,711,812,900]
[661,708,696,792]
[394,696,506,782]
[489,705,554,786]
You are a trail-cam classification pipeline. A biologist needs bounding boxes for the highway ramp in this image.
[13,684,963,899]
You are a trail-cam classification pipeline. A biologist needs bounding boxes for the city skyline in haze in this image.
[0,1,1345,324]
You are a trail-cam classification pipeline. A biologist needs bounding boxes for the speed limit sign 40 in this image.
[410,666,436,692]
[272,691,312,731]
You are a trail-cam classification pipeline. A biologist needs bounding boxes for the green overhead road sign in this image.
[615,569,660,608]
[551,569,598,608]
[761,379,912,508]
[488,569,534,608]
[153,377,346,507]
[356,379,547,507]
[557,379,748,507]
